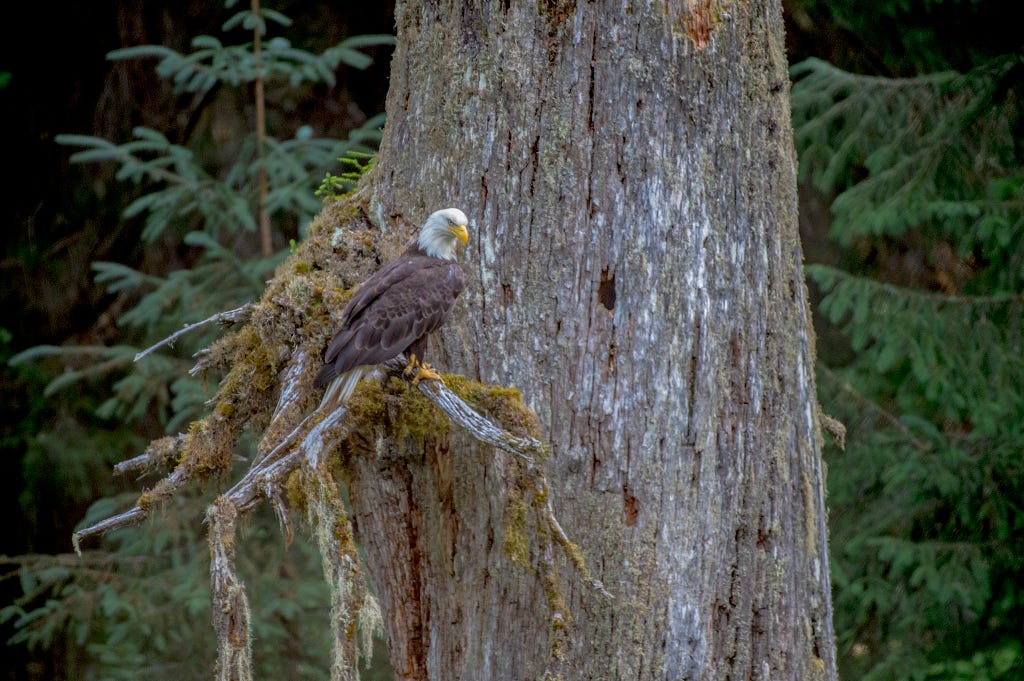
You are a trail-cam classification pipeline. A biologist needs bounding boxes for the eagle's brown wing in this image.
[314,253,465,389]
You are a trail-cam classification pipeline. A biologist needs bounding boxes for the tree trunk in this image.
[348,1,837,679]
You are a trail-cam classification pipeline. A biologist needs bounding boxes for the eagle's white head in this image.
[418,208,469,260]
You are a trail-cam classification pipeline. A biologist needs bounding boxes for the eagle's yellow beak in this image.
[450,224,469,245]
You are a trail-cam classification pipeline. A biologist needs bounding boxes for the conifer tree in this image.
[793,50,1024,681]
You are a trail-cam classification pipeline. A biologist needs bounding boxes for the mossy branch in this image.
[75,348,604,595]
[382,358,610,598]
[382,359,611,599]
[207,498,254,681]
[397,358,546,461]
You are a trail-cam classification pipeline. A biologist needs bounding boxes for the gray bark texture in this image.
[348,0,839,679]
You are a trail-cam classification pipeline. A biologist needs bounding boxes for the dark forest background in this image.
[1,1,1021,679]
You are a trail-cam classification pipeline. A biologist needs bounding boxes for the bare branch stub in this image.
[135,303,253,363]
[72,466,190,555]
[113,433,187,478]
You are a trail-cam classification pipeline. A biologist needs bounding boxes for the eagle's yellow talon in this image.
[412,362,441,385]
[403,354,419,377]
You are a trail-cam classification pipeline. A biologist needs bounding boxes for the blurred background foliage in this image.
[787,1,1024,680]
[0,0,1021,679]
[1,1,394,678]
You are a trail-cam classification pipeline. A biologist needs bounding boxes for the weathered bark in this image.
[347,0,838,679]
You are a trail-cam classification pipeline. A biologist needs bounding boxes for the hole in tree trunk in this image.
[598,268,616,311]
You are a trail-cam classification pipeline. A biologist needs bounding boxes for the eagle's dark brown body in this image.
[314,244,466,393]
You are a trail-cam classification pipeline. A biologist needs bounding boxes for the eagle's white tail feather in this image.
[319,366,372,409]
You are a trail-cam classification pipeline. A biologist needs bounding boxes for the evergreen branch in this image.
[817,364,928,451]
[134,303,253,362]
[808,264,1024,307]
[792,57,956,89]
[9,344,136,365]
[0,552,152,571]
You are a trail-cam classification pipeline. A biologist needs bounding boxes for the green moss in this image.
[539,557,570,660]
[208,324,277,431]
[176,416,233,479]
[346,379,386,428]
[503,489,532,569]
[138,434,184,470]
[344,376,457,445]
[558,537,588,580]
[390,377,451,441]
[334,510,356,554]
[236,325,277,392]
[285,469,307,512]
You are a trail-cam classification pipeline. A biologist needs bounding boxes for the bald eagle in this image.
[314,208,469,407]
